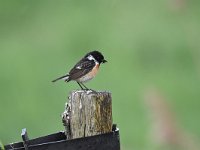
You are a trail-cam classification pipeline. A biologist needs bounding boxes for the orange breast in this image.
[88,64,99,77]
[77,64,99,83]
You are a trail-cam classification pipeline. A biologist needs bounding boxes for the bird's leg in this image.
[80,83,89,90]
[80,83,97,93]
[77,82,84,90]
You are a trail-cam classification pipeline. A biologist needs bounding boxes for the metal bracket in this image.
[21,128,29,150]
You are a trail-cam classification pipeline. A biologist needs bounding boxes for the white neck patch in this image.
[87,55,98,64]
[87,55,95,61]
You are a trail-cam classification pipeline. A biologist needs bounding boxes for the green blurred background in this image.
[1,0,200,149]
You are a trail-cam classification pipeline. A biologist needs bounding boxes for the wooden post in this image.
[62,90,112,140]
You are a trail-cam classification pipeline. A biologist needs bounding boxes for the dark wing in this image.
[68,58,95,81]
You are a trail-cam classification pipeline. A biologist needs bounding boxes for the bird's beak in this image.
[102,59,107,63]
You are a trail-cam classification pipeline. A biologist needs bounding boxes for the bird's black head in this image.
[86,51,107,64]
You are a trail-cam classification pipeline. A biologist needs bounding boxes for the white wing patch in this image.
[76,66,82,69]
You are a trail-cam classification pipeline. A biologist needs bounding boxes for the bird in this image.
[52,51,107,90]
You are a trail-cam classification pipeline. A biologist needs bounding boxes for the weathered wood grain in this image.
[62,90,112,139]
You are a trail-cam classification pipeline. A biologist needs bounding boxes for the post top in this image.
[70,90,111,95]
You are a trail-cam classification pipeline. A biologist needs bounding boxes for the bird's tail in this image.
[52,74,69,82]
